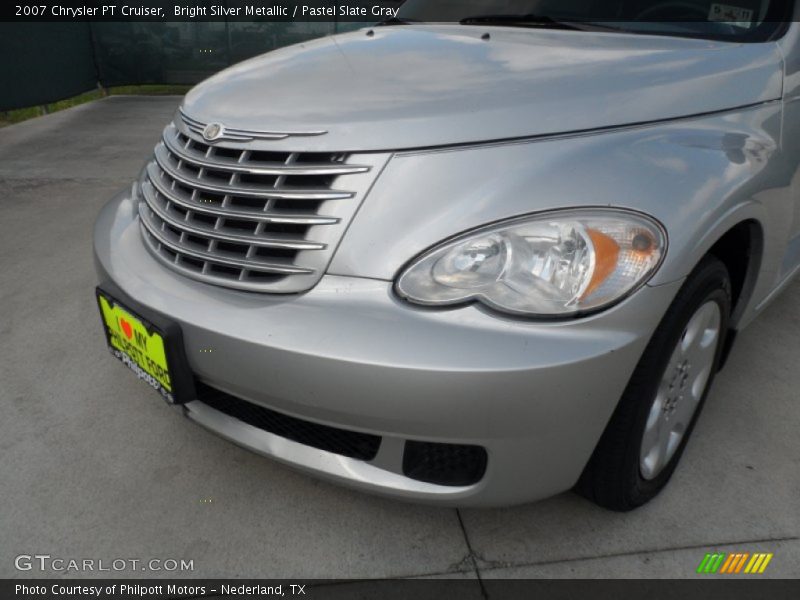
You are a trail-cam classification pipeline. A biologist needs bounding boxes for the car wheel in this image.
[577,255,732,511]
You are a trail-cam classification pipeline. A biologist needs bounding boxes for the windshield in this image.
[397,0,790,41]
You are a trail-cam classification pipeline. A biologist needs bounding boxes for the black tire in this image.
[576,255,732,511]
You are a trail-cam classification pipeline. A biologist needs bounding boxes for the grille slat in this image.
[138,114,384,293]
[140,211,313,275]
[154,145,354,201]
[144,166,339,226]
[163,128,370,176]
[141,185,325,251]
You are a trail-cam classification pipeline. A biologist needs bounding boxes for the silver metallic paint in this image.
[181,26,783,152]
[95,23,800,505]
[94,190,682,505]
[330,102,788,331]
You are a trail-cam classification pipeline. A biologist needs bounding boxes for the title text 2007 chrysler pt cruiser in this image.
[94,0,800,510]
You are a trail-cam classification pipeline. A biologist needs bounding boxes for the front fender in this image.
[330,102,789,324]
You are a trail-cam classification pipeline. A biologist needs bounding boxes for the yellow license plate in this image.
[97,292,175,402]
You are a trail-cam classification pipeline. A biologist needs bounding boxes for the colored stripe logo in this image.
[697,552,773,574]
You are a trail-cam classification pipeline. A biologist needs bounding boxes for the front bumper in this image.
[94,190,681,506]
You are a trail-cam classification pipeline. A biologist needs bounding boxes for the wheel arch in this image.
[705,219,764,327]
[697,218,765,368]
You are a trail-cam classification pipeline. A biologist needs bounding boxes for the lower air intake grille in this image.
[195,383,381,461]
[403,441,488,487]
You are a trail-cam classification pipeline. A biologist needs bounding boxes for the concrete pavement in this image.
[0,97,797,582]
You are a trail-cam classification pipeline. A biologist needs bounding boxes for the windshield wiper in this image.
[459,13,581,30]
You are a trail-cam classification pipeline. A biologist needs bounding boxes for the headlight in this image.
[395,209,666,317]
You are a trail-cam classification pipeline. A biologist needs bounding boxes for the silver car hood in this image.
[182,25,783,152]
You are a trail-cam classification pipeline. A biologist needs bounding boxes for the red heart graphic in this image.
[120,318,133,340]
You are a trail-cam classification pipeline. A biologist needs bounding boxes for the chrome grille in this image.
[137,120,387,293]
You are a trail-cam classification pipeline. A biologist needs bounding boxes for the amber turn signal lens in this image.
[583,229,621,299]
